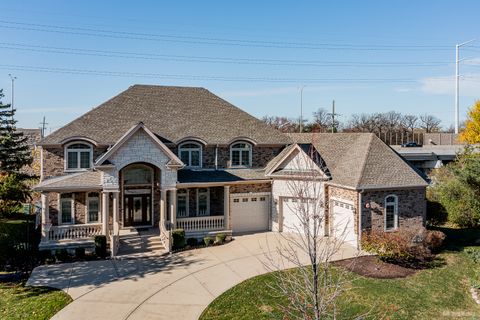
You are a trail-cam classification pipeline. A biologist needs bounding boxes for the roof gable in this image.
[95,122,183,167]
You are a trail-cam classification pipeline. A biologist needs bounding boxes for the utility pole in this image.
[299,85,306,133]
[327,100,340,133]
[39,116,48,138]
[8,74,17,112]
[455,39,475,134]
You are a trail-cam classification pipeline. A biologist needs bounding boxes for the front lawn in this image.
[0,280,71,320]
[201,229,480,319]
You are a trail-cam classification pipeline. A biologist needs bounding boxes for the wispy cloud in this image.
[394,86,414,93]
[420,74,480,96]
[465,58,480,66]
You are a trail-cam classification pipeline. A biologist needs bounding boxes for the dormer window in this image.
[230,142,252,167]
[65,143,92,171]
[178,142,202,168]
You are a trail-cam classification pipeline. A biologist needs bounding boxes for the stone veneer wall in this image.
[361,188,426,232]
[326,185,359,235]
[230,182,272,194]
[42,146,107,179]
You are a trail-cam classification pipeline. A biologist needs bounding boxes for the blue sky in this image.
[0,0,479,133]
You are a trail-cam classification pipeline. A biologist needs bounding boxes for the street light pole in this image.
[8,74,17,112]
[455,39,474,134]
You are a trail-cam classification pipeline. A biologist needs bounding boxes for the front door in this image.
[124,194,151,227]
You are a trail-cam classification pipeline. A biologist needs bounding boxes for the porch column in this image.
[170,189,177,229]
[40,192,50,239]
[160,189,167,228]
[102,192,109,236]
[224,186,230,229]
[112,192,119,235]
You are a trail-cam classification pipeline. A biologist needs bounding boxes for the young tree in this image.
[0,89,33,216]
[265,136,360,319]
[459,100,480,144]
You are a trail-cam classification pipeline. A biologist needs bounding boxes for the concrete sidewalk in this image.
[28,233,360,320]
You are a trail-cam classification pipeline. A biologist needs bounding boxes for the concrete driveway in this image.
[28,232,360,320]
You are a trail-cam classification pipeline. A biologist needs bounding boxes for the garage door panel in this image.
[282,197,324,236]
[332,200,357,246]
[231,195,270,233]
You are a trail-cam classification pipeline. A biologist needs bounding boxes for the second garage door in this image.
[231,194,270,234]
[281,197,325,235]
[332,199,357,246]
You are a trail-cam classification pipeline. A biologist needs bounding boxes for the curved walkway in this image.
[27,233,360,320]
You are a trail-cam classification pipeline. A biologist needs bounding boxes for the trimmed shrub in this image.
[204,236,213,246]
[361,229,435,267]
[172,229,186,249]
[423,230,446,253]
[94,235,107,258]
[75,247,86,259]
[186,237,198,247]
[55,249,69,262]
[215,233,226,245]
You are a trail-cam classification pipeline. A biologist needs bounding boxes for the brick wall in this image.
[361,188,426,232]
[230,182,272,194]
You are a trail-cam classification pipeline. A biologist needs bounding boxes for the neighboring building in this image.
[34,85,428,253]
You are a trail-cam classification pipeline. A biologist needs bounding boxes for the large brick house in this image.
[35,85,428,254]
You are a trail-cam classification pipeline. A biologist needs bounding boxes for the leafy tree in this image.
[0,89,33,216]
[430,147,480,227]
[459,100,480,144]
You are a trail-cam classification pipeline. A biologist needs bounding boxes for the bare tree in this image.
[264,136,361,319]
[403,114,418,133]
[419,114,442,133]
[312,108,331,133]
[262,115,298,133]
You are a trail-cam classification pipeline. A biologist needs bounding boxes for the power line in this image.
[0,20,456,51]
[0,42,454,68]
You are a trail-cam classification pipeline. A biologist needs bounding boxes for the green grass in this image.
[0,280,72,320]
[201,228,480,320]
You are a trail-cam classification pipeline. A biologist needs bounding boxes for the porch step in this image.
[116,228,166,257]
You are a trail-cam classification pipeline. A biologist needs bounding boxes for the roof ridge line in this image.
[356,133,375,189]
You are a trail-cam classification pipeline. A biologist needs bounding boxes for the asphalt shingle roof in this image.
[34,171,102,191]
[286,133,428,189]
[41,85,289,146]
[178,169,267,184]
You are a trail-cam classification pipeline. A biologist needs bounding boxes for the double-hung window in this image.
[177,189,189,218]
[178,143,202,168]
[230,142,252,167]
[66,143,92,171]
[60,193,74,224]
[197,188,210,216]
[86,192,100,223]
[385,195,398,231]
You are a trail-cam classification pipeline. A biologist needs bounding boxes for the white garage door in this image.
[231,194,270,234]
[332,199,357,246]
[281,197,324,235]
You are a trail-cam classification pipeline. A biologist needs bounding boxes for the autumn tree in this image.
[459,100,480,144]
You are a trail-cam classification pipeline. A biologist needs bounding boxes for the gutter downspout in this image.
[215,144,218,170]
[358,189,364,250]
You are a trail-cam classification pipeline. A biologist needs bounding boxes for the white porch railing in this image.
[176,216,224,232]
[45,224,102,242]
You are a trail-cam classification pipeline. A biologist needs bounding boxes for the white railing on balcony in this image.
[45,224,102,242]
[176,216,224,232]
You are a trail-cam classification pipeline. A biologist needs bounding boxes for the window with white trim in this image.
[86,192,100,223]
[230,142,252,167]
[178,142,202,168]
[60,193,74,224]
[65,143,92,170]
[385,195,398,231]
[177,189,189,218]
[197,188,210,216]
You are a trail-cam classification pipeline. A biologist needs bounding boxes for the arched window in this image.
[384,195,398,231]
[65,143,92,171]
[123,164,153,186]
[178,142,202,168]
[230,142,252,167]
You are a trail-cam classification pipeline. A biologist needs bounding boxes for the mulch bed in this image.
[334,255,417,279]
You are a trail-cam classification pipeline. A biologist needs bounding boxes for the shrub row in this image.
[172,228,229,250]
[361,228,445,267]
